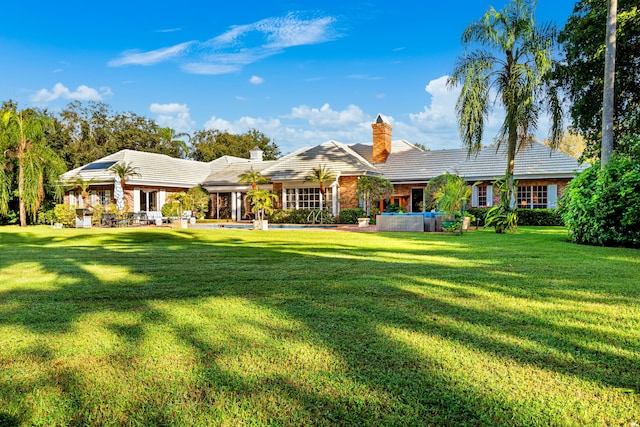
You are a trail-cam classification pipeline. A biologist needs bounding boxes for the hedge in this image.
[467,207,564,227]
[269,209,336,224]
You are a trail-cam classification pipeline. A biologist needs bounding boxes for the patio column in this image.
[231,191,237,221]
[332,184,338,216]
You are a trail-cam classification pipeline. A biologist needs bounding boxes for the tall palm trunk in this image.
[18,159,27,226]
[602,0,617,167]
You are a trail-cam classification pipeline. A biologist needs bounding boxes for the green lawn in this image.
[0,226,638,426]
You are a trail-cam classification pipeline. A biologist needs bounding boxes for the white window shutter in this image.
[471,186,479,207]
[547,184,558,208]
[133,188,141,212]
[105,190,111,206]
[487,185,493,207]
[69,192,76,206]
[158,190,166,212]
[91,191,97,206]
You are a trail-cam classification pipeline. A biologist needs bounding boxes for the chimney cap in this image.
[375,113,389,124]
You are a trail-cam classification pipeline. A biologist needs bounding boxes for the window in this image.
[517,185,547,209]
[284,187,332,210]
[92,190,111,208]
[472,185,492,207]
[477,186,487,207]
[140,190,158,211]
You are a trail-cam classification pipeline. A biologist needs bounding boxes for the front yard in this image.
[0,226,638,426]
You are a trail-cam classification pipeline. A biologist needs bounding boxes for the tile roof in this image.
[449,142,589,180]
[261,141,380,181]
[202,159,277,186]
[60,149,215,188]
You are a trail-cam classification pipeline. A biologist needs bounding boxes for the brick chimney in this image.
[372,114,392,163]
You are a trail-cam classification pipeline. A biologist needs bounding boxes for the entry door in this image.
[411,188,424,212]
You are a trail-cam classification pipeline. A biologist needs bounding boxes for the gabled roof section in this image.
[60,149,213,187]
[449,142,589,180]
[201,159,277,186]
[261,140,380,181]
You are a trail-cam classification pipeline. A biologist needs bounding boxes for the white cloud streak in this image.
[108,13,339,75]
[30,83,112,102]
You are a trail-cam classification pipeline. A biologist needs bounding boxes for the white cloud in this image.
[250,75,264,85]
[109,13,338,75]
[30,83,111,103]
[108,42,194,66]
[287,103,368,129]
[149,103,195,133]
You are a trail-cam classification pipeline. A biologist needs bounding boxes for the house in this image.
[60,114,587,220]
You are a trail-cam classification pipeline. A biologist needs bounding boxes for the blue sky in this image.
[0,1,576,155]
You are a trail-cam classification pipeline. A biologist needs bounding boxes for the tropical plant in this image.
[428,174,477,218]
[448,0,562,227]
[484,177,518,233]
[0,109,66,226]
[306,164,336,212]
[246,189,279,223]
[356,176,394,216]
[186,186,210,219]
[108,161,140,187]
[239,167,269,190]
[158,127,190,159]
[73,176,96,207]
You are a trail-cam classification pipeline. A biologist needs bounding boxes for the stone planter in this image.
[172,219,188,229]
[253,219,269,230]
[357,217,370,228]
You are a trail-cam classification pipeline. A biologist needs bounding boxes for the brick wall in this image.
[339,176,359,209]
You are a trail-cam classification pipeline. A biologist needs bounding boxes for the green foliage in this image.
[559,154,640,248]
[356,176,394,215]
[53,204,76,227]
[269,209,336,224]
[246,189,279,222]
[186,186,210,219]
[37,208,56,225]
[238,167,269,190]
[468,207,562,227]
[484,205,518,234]
[385,203,405,213]
[555,0,640,160]
[428,174,477,218]
[161,202,181,218]
[337,208,366,224]
[108,161,140,186]
[191,128,280,161]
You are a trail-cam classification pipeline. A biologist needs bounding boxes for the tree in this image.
[73,177,97,207]
[543,130,587,159]
[429,174,477,218]
[356,176,394,216]
[246,189,279,226]
[0,108,65,226]
[602,0,617,168]
[239,167,269,190]
[191,129,280,162]
[158,127,190,159]
[448,0,562,229]
[109,161,140,187]
[306,164,335,211]
[555,0,639,160]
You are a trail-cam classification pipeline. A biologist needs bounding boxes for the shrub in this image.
[559,154,640,248]
[468,207,563,227]
[338,208,366,224]
[53,204,76,227]
[37,209,56,225]
[161,202,181,218]
[269,209,335,224]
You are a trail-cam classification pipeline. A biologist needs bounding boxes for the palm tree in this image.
[239,167,269,190]
[158,127,190,159]
[602,0,617,168]
[108,161,140,187]
[0,109,65,226]
[306,164,335,211]
[73,177,96,207]
[448,0,562,228]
